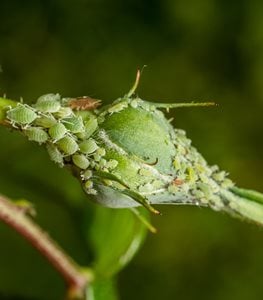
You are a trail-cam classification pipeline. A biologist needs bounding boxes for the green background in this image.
[0,0,263,299]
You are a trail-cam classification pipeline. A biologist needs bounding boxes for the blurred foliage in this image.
[0,0,263,299]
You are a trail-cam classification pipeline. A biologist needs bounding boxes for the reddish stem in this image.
[0,195,89,299]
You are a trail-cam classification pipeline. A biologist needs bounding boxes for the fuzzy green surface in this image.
[100,105,176,174]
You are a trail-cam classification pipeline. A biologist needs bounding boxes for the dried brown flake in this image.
[172,178,184,186]
[68,96,102,111]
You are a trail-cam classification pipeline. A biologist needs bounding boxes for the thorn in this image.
[130,208,157,234]
[150,206,161,215]
[127,69,141,98]
[149,101,217,109]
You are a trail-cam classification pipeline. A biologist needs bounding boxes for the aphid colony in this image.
[5,93,233,213]
[96,96,233,212]
[6,94,114,195]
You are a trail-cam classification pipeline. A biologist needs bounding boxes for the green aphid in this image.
[6,104,37,126]
[107,101,128,114]
[96,147,106,157]
[84,180,97,195]
[76,118,98,140]
[212,171,227,182]
[151,180,164,189]
[24,127,49,144]
[173,157,181,170]
[168,184,179,194]
[139,168,154,177]
[186,167,197,183]
[72,154,90,169]
[106,159,118,170]
[34,94,61,113]
[62,115,85,133]
[221,178,233,189]
[84,118,98,138]
[34,115,57,128]
[98,158,107,167]
[53,107,73,119]
[46,143,64,167]
[85,180,93,189]
[130,99,139,108]
[93,153,101,162]
[192,189,205,199]
[138,183,154,193]
[48,123,67,141]
[197,182,213,198]
[79,138,99,154]
[81,169,92,180]
[37,93,61,102]
[56,136,79,155]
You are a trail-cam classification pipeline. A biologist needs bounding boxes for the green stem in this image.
[219,187,263,227]
[0,97,17,123]
[230,186,263,205]
[0,194,90,299]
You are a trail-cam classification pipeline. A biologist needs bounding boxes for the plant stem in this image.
[0,195,90,299]
[0,97,17,123]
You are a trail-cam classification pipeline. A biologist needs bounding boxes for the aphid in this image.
[34,115,57,128]
[96,147,106,157]
[79,138,99,154]
[56,136,79,155]
[68,96,102,111]
[81,169,92,180]
[84,180,92,189]
[53,107,73,119]
[212,171,227,182]
[151,180,163,189]
[186,167,197,183]
[84,180,97,195]
[72,154,90,169]
[98,158,107,167]
[221,178,233,189]
[6,104,37,126]
[48,123,67,141]
[37,93,61,102]
[138,168,153,177]
[75,118,98,140]
[24,127,49,144]
[172,158,181,170]
[107,101,128,114]
[93,153,101,162]
[168,184,179,194]
[138,183,153,193]
[46,143,64,167]
[34,94,61,113]
[192,189,205,199]
[62,116,85,133]
[84,118,98,138]
[106,159,118,170]
[197,182,212,198]
[130,99,139,108]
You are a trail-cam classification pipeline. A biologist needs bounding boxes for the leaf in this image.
[85,206,148,278]
[87,277,119,300]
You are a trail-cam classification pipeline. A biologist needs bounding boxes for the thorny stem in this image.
[0,195,90,299]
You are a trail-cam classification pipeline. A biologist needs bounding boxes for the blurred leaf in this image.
[86,206,148,278]
[87,277,119,300]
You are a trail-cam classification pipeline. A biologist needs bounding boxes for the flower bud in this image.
[4,86,263,227]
